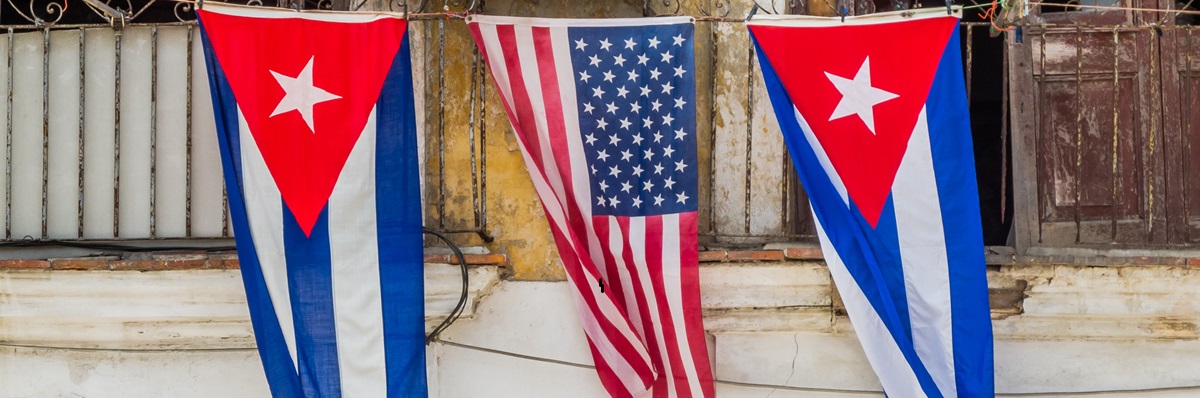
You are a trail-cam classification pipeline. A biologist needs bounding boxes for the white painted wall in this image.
[5,262,1200,397]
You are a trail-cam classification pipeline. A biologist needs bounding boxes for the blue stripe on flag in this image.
[199,22,305,398]
[282,207,342,398]
[750,32,943,397]
[374,32,429,396]
[925,27,995,397]
[867,197,913,341]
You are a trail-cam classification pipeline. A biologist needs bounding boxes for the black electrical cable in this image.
[423,227,470,344]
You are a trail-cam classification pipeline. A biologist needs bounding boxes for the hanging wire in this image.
[423,226,471,344]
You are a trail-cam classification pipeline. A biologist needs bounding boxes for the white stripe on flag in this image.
[892,107,956,398]
[630,217,676,397]
[606,216,646,335]
[793,106,849,206]
[238,110,299,372]
[662,214,703,397]
[812,207,926,397]
[328,108,388,398]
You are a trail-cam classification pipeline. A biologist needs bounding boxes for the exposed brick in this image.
[0,260,51,270]
[162,259,213,270]
[1130,256,1166,266]
[463,253,508,266]
[726,250,785,262]
[697,251,726,263]
[424,253,509,267]
[208,253,239,262]
[784,247,824,260]
[1162,257,1187,266]
[1188,258,1200,268]
[151,252,209,261]
[51,257,116,270]
[110,260,166,271]
[222,259,241,269]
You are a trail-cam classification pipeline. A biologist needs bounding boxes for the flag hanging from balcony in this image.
[748,10,994,397]
[198,3,426,397]
[468,15,714,398]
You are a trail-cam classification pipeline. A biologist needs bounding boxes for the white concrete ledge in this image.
[0,263,504,350]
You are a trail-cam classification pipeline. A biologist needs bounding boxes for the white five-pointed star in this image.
[609,165,622,178]
[579,70,591,83]
[624,37,637,50]
[660,51,674,63]
[575,38,588,50]
[648,36,661,48]
[599,38,613,51]
[824,57,898,134]
[672,34,686,46]
[270,57,341,133]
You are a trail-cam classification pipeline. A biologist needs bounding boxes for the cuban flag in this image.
[748,10,994,397]
[198,3,426,397]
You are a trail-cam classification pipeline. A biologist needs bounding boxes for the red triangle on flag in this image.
[199,9,406,236]
[749,16,958,227]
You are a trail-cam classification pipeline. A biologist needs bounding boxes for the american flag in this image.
[469,16,714,398]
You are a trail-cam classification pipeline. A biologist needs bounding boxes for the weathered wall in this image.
[416,0,806,280]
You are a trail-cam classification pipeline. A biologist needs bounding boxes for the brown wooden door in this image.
[1014,0,1200,248]
[1161,24,1200,245]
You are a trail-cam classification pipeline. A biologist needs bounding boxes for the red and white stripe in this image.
[469,15,714,398]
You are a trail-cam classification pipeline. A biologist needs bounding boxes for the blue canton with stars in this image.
[569,24,698,217]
